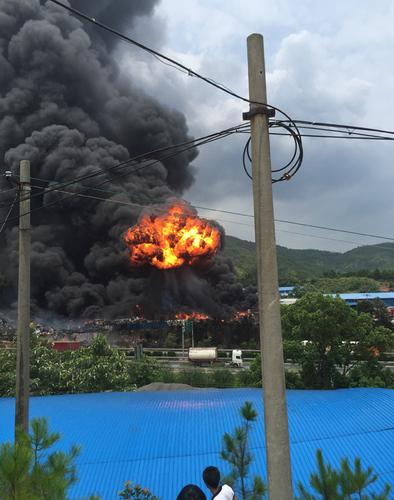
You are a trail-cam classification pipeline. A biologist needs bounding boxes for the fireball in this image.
[124,203,221,269]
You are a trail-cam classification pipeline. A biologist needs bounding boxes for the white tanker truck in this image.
[188,347,243,367]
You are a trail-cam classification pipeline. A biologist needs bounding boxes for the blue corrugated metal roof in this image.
[335,292,394,300]
[0,388,393,499]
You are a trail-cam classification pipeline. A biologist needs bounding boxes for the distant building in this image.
[333,292,394,308]
[279,286,295,297]
[331,292,394,319]
[280,298,298,306]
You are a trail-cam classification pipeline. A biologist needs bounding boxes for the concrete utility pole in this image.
[15,160,31,437]
[246,34,293,499]
[182,320,185,359]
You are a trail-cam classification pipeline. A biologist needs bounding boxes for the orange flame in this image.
[124,203,221,269]
[175,312,210,320]
[233,310,251,320]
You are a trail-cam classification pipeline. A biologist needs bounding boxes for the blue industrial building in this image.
[279,286,295,297]
[335,292,394,308]
[0,388,393,499]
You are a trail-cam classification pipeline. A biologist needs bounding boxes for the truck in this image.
[188,347,243,367]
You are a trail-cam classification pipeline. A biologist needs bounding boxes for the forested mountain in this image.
[223,236,394,285]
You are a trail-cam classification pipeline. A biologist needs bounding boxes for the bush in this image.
[0,349,16,396]
[285,371,303,389]
[158,368,178,384]
[212,369,235,388]
[348,359,394,389]
[119,481,158,499]
[236,368,259,388]
[175,369,210,387]
[129,357,163,387]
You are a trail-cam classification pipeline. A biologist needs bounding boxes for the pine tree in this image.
[296,449,392,500]
[220,401,266,499]
[0,417,80,499]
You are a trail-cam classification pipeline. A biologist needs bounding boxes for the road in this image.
[148,358,394,373]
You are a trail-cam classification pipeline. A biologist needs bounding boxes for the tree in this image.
[296,449,392,499]
[60,334,132,393]
[356,299,393,330]
[281,293,394,389]
[220,402,266,499]
[297,449,340,500]
[163,332,177,348]
[0,418,80,499]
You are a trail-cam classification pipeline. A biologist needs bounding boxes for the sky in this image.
[117,0,394,252]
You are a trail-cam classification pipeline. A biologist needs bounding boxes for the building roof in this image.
[336,292,394,300]
[1,388,393,499]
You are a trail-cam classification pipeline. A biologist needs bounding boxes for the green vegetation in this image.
[223,235,394,287]
[0,418,80,500]
[1,301,393,396]
[295,276,382,295]
[296,449,392,499]
[1,294,394,397]
[119,481,158,499]
[282,293,394,389]
[219,404,391,499]
[221,402,266,499]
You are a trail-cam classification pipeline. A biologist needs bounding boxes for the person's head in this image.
[202,466,220,491]
[177,484,207,500]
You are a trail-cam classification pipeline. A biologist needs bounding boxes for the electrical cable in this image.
[24,180,394,249]
[46,0,304,183]
[289,120,394,136]
[0,124,247,227]
[0,123,248,213]
[190,205,394,242]
[2,120,394,212]
[0,192,18,235]
[0,186,18,194]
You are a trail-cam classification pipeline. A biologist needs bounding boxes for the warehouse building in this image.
[0,388,393,498]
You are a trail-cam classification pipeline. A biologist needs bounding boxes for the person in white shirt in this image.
[202,466,236,500]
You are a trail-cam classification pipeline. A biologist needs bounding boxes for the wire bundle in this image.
[242,117,303,183]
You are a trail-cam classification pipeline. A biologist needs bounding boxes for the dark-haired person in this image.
[202,466,236,499]
[177,484,207,500]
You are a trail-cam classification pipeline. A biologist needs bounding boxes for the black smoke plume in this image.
[0,0,253,319]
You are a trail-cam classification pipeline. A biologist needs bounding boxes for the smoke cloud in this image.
[0,0,251,319]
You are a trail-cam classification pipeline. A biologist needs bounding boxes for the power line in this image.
[290,120,394,137]
[0,192,18,235]
[22,181,394,251]
[0,123,247,215]
[2,120,394,210]
[0,125,247,227]
[0,187,18,194]
[8,167,394,245]
[45,0,277,111]
[46,0,304,183]
[190,205,394,243]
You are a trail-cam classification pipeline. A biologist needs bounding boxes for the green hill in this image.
[223,236,394,285]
